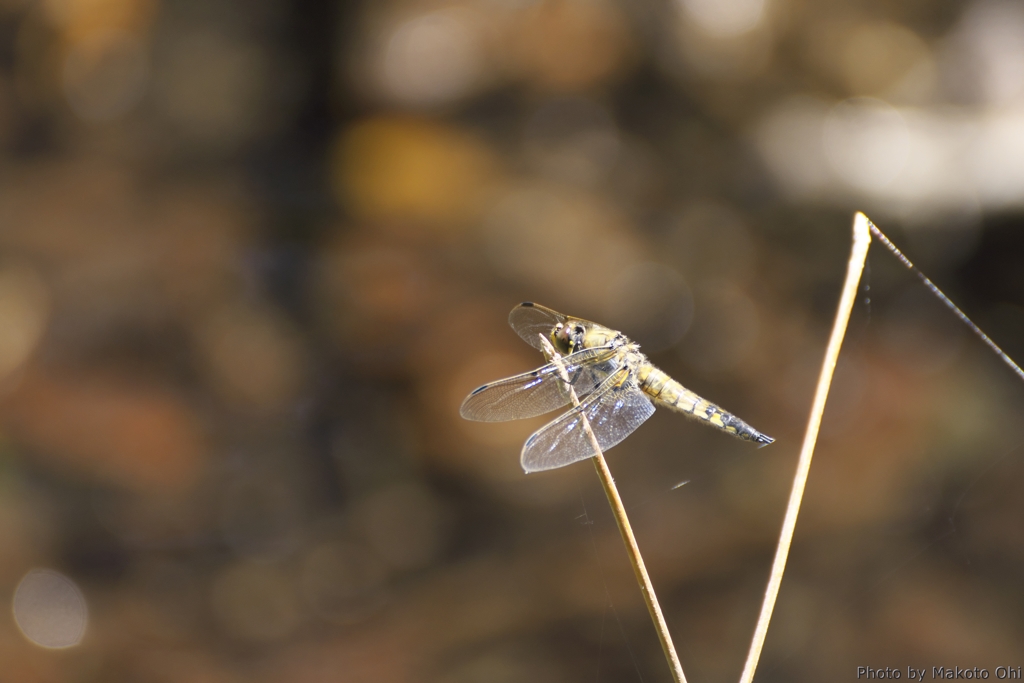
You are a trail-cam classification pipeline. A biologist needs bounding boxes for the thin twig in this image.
[540,335,688,683]
[868,223,1024,383]
[738,212,872,683]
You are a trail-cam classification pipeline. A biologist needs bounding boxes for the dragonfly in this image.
[460,302,774,473]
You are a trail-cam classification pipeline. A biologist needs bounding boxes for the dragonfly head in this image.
[551,321,587,355]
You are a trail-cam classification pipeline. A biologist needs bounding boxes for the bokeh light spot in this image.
[841,22,931,98]
[382,9,484,107]
[823,97,910,193]
[754,96,831,197]
[0,263,49,384]
[44,0,157,41]
[511,0,630,91]
[950,0,1024,106]
[335,117,496,230]
[12,568,87,649]
[680,0,766,37]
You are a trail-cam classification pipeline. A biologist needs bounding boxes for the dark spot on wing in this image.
[521,301,535,307]
[470,385,489,395]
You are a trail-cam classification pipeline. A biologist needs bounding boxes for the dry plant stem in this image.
[590,445,688,683]
[738,212,872,683]
[868,223,1024,383]
[540,335,688,683]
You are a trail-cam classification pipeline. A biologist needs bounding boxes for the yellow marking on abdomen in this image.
[641,366,772,444]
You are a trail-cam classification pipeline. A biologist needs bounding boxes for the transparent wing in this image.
[460,347,619,422]
[521,369,656,473]
[508,302,567,351]
[508,302,601,352]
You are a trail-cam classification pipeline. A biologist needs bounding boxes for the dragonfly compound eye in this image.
[552,324,573,354]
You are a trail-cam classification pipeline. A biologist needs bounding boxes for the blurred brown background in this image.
[1,0,1024,680]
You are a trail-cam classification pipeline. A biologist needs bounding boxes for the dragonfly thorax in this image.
[551,320,628,355]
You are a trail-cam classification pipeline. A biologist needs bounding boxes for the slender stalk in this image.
[738,212,872,683]
[867,223,1024,383]
[540,335,687,683]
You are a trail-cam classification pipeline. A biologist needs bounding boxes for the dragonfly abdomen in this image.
[640,365,775,446]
